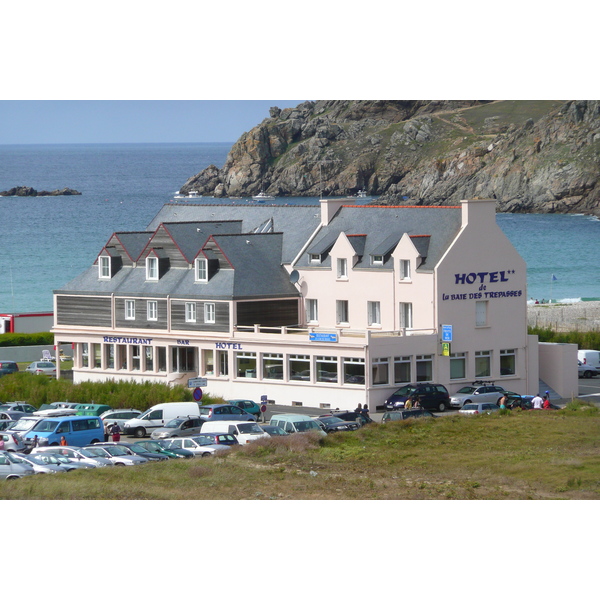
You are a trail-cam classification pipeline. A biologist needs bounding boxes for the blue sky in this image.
[0,100,306,144]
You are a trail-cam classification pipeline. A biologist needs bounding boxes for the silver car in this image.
[12,453,68,474]
[0,450,35,479]
[100,409,142,431]
[25,361,57,377]
[84,444,148,466]
[32,446,111,468]
[163,436,231,457]
[450,384,506,408]
[0,431,26,452]
[150,416,204,440]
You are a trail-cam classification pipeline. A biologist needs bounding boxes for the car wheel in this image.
[584,370,593,379]
[115,462,126,466]
[201,452,211,458]
[134,427,146,438]
[463,400,471,405]
[438,402,447,412]
[90,439,100,444]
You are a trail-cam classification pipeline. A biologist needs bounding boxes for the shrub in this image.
[0,332,54,347]
[238,432,323,456]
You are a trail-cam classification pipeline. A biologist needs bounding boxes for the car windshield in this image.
[191,436,213,446]
[37,362,54,368]
[24,454,48,465]
[392,385,416,397]
[164,418,185,428]
[36,454,61,465]
[295,420,320,432]
[83,447,105,457]
[457,387,477,394]
[32,420,58,432]
[102,446,128,456]
[462,405,478,410]
[319,417,343,425]
[141,442,161,451]
[53,455,73,464]
[237,423,263,434]
[217,435,236,443]
[11,419,38,431]
[126,444,148,453]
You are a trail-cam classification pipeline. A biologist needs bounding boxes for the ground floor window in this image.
[218,350,228,377]
[81,343,89,368]
[132,346,141,371]
[394,356,411,384]
[344,357,365,384]
[105,343,115,369]
[289,355,310,381]
[416,354,433,382]
[371,357,389,385]
[236,352,257,378]
[316,356,338,383]
[116,345,127,370]
[202,349,214,375]
[172,346,195,372]
[263,353,283,380]
[93,343,101,369]
[500,349,516,376]
[475,350,491,378]
[144,346,154,371]
[450,352,466,379]
[157,347,167,372]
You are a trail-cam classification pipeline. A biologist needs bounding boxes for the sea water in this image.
[0,143,598,313]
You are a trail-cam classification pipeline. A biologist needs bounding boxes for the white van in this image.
[123,402,200,438]
[269,414,327,436]
[578,350,600,370]
[201,420,269,444]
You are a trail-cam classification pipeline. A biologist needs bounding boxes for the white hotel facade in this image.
[53,197,539,410]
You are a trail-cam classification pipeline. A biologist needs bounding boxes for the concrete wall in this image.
[0,344,72,363]
[538,342,578,400]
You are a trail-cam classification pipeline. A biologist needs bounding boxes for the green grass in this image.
[2,402,599,500]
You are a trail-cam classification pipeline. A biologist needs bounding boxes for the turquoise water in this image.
[0,143,598,312]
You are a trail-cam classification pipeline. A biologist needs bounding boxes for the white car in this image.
[25,361,57,377]
[458,402,501,416]
[163,436,231,457]
[578,361,599,379]
[450,384,506,408]
[83,444,148,466]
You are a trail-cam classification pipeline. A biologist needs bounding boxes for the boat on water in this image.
[174,190,203,200]
[346,189,370,200]
[252,191,275,200]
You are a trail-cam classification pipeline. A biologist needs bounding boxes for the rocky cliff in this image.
[180,100,600,215]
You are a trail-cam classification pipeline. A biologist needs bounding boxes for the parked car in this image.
[150,416,204,440]
[449,383,506,408]
[94,442,169,462]
[0,421,17,432]
[329,410,373,427]
[458,402,501,415]
[269,414,327,436]
[0,411,27,422]
[25,361,57,377]
[192,432,239,446]
[123,402,201,438]
[11,453,67,474]
[0,403,37,415]
[381,409,436,423]
[43,453,97,470]
[0,432,26,452]
[28,452,83,472]
[226,399,261,419]
[5,416,45,442]
[385,383,451,412]
[136,440,194,459]
[502,393,560,410]
[198,404,256,422]
[260,425,288,437]
[99,409,142,431]
[84,444,149,466]
[578,360,599,379]
[162,436,231,457]
[201,420,269,444]
[0,361,19,376]
[314,416,359,433]
[23,415,104,447]
[0,450,35,479]
[32,446,113,467]
[74,403,113,416]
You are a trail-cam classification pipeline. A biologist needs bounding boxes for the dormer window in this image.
[371,254,384,266]
[195,258,208,282]
[309,253,321,264]
[146,256,159,281]
[99,256,111,279]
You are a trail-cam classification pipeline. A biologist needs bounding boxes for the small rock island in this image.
[0,186,81,197]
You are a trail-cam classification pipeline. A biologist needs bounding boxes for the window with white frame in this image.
[263,353,284,380]
[476,300,488,327]
[371,254,384,266]
[416,354,433,381]
[343,357,365,384]
[99,256,110,279]
[147,300,158,321]
[450,352,467,379]
[399,302,413,329]
[132,346,141,370]
[185,302,197,323]
[316,356,338,383]
[475,350,491,378]
[368,301,381,326]
[399,259,411,281]
[336,300,349,325]
[372,357,389,385]
[236,352,257,378]
[500,349,516,376]
[337,257,348,279]
[125,299,135,320]
[289,355,310,381]
[204,302,215,324]
[306,299,318,323]
[309,253,321,263]
[195,258,208,282]
[144,346,153,371]
[394,356,411,384]
[146,256,158,281]
[218,350,228,376]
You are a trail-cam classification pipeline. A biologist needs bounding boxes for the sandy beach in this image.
[527,301,600,332]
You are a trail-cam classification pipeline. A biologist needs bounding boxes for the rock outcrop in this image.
[179,100,600,216]
[0,186,82,197]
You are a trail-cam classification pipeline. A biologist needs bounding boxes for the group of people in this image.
[103,421,121,442]
[354,403,370,417]
[497,391,553,410]
[403,396,421,410]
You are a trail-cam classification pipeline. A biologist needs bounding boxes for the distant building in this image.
[0,312,53,334]
[52,197,539,410]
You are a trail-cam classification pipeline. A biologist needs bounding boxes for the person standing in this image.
[404,397,413,410]
[59,436,67,446]
[532,394,544,409]
[110,422,121,442]
[498,394,507,409]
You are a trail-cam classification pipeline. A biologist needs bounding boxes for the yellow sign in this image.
[442,342,450,356]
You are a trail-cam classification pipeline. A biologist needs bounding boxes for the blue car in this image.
[226,399,261,418]
[198,404,256,422]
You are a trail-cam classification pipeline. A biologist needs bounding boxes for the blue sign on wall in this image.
[442,325,453,342]
[309,332,339,343]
